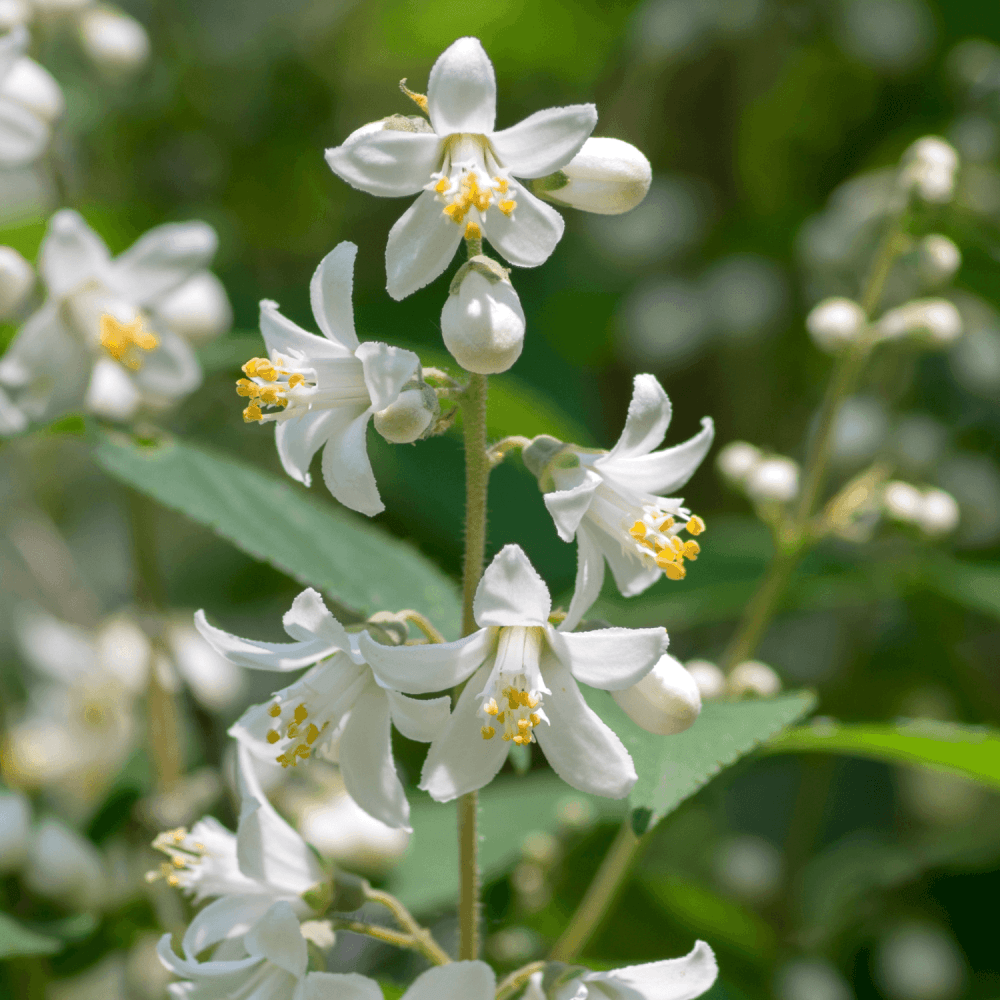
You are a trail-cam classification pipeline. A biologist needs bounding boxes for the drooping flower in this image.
[325,36,598,299]
[522,374,713,630]
[0,26,63,169]
[195,589,459,830]
[237,241,427,516]
[358,545,667,802]
[0,209,225,427]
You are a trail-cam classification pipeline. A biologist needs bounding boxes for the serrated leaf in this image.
[92,430,462,637]
[766,720,1000,788]
[586,690,817,835]
[0,912,61,958]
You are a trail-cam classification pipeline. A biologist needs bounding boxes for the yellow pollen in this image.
[502,732,513,741]
[305,723,320,744]
[659,516,675,530]
[529,713,540,726]
[286,723,299,738]
[663,561,686,581]
[268,703,282,717]
[629,521,647,539]
[294,705,308,723]
[493,176,508,194]
[465,221,482,240]
[683,540,700,559]
[399,79,429,113]
[669,536,685,554]
[517,718,530,731]
[655,551,677,568]
[443,202,466,222]
[481,725,495,740]
[276,753,292,768]
[484,698,499,717]
[266,729,280,744]
[498,199,516,216]
[686,515,706,536]
[99,314,159,369]
[288,372,305,388]
[496,711,505,723]
[435,177,450,194]
[294,744,311,759]
[243,403,262,423]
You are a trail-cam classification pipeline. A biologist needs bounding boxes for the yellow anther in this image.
[100,313,159,369]
[659,516,675,530]
[259,387,280,405]
[287,372,304,388]
[286,723,299,738]
[294,744,311,758]
[529,713,540,726]
[305,723,320,744]
[167,874,180,886]
[172,856,185,868]
[629,521,647,539]
[243,403,262,423]
[493,176,508,194]
[276,753,292,768]
[663,561,686,581]
[517,718,530,731]
[507,692,520,711]
[502,732,514,741]
[268,703,282,717]
[266,730,280,744]
[686,515,706,536]
[434,177,450,194]
[683,540,700,559]
[236,379,258,397]
[516,691,532,707]
[484,698,499,717]
[496,711,505,724]
[399,79,429,114]
[655,551,677,568]
[513,734,528,745]
[669,535,685,554]
[294,705,308,723]
[443,203,466,222]
[498,199,516,216]
[465,221,482,240]
[481,725,495,740]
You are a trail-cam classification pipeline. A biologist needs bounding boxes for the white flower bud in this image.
[806,297,867,352]
[24,818,106,909]
[611,654,701,735]
[373,386,436,443]
[156,272,232,343]
[0,245,34,319]
[918,235,961,286]
[728,660,782,698]
[441,259,525,374]
[746,456,799,503]
[877,299,963,346]
[902,136,960,204]
[918,488,960,537]
[686,659,726,700]
[78,6,151,75]
[0,1,30,30]
[0,791,30,873]
[0,57,64,123]
[539,137,652,216]
[883,480,923,522]
[716,440,761,483]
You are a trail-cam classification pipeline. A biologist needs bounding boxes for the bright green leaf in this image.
[92,430,462,637]
[766,720,1000,789]
[0,912,61,958]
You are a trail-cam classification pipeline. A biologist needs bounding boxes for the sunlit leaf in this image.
[0,912,61,958]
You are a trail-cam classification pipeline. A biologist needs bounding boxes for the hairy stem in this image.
[363,887,452,966]
[496,962,547,1000]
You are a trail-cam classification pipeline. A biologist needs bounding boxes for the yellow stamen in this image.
[683,540,700,559]
[484,698,499,717]
[481,725,495,740]
[294,704,308,723]
[465,220,482,240]
[529,713,540,726]
[498,199,516,216]
[629,521,647,539]
[243,403,262,423]
[305,723,320,744]
[663,561,686,581]
[268,703,282,717]
[266,730,280,744]
[434,177,450,194]
[659,516,675,530]
[686,515,706,536]
[399,79,429,114]
[99,313,159,370]
[493,176,508,194]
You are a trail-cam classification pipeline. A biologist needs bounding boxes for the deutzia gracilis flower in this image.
[325,36,597,299]
[522,374,713,630]
[237,241,425,516]
[195,589,457,830]
[358,545,668,802]
[0,210,221,427]
[0,26,62,168]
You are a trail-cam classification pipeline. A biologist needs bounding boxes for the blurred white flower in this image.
[24,816,106,909]
[948,114,998,163]
[0,243,33,318]
[0,26,62,167]
[77,6,150,75]
[806,297,867,352]
[877,298,962,346]
[883,480,923,521]
[715,834,783,904]
[875,922,967,1000]
[686,659,726,699]
[154,271,232,344]
[918,488,960,536]
[715,440,761,483]
[917,235,961,286]
[896,764,985,827]
[612,652,701,735]
[775,957,853,1000]
[0,789,30,872]
[746,456,799,503]
[164,619,244,711]
[901,137,959,204]
[540,137,651,216]
[728,660,782,697]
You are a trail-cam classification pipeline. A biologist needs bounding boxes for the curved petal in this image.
[324,128,442,197]
[355,340,421,412]
[339,682,410,830]
[319,407,383,516]
[108,221,217,305]
[244,901,307,978]
[534,656,636,798]
[402,963,496,1000]
[359,628,491,695]
[474,544,551,626]
[385,189,464,300]
[427,37,496,136]
[0,95,48,166]
[386,690,452,743]
[543,471,600,542]
[596,529,660,598]
[304,973,386,1000]
[310,241,360,351]
[275,409,343,488]
[132,327,203,400]
[548,624,666,691]
[84,356,141,421]
[194,609,342,671]
[491,104,597,178]
[589,941,718,1000]
[282,588,350,645]
[599,417,714,497]
[561,524,605,632]
[39,210,112,296]
[604,374,671,461]
[181,894,273,959]
[481,186,564,268]
[419,663,508,801]
[259,300,351,361]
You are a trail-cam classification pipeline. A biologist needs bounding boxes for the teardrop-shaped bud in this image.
[537,137,652,215]
[373,385,437,443]
[611,654,701,735]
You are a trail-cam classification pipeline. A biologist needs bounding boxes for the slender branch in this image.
[365,887,452,966]
[486,435,531,468]
[496,961,546,1000]
[397,609,446,645]
[332,920,429,953]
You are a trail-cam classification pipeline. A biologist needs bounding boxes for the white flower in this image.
[612,653,701,735]
[715,440,761,483]
[528,941,718,1000]
[0,209,220,427]
[522,374,713,630]
[918,488,960,536]
[538,137,652,216]
[195,589,454,830]
[0,27,62,168]
[325,36,597,299]
[901,136,959,204]
[806,297,867,353]
[883,480,924,521]
[745,455,799,503]
[237,241,425,516]
[0,244,33,319]
[358,545,668,802]
[918,235,961,286]
[155,271,232,344]
[310,961,497,1000]
[77,6,150,75]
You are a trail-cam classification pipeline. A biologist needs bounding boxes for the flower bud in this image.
[373,384,437,443]
[685,659,726,700]
[0,57,64,123]
[611,654,701,735]
[806,297,867,352]
[441,257,525,374]
[0,791,30,873]
[536,137,652,215]
[78,6,151,75]
[918,488,960,537]
[157,272,232,343]
[746,456,799,503]
[728,660,782,698]
[883,480,923,522]
[716,441,761,483]
[877,299,963,346]
[0,245,34,319]
[902,136,959,204]
[24,817,105,909]
[918,235,961,286]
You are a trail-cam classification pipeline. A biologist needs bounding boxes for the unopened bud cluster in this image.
[717,441,800,504]
[882,481,960,537]
[901,137,960,204]
[683,659,782,700]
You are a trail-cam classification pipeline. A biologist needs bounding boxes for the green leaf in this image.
[92,430,462,637]
[0,912,61,958]
[390,773,624,913]
[766,720,1000,788]
[586,690,817,835]
[928,558,1000,622]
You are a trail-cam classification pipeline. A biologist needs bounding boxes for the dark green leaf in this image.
[0,913,61,959]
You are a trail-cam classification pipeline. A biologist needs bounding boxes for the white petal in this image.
[427,37,496,135]
[108,221,217,305]
[274,410,344,488]
[386,690,452,743]
[0,26,28,81]
[338,682,410,830]
[194,608,343,671]
[355,340,421,412]
[481,185,564,267]
[0,385,26,434]
[155,270,231,343]
[259,299,353,360]
[561,524,606,632]
[84,356,141,421]
[598,528,660,598]
[282,588,351,645]
[133,327,203,400]
[244,901,308,978]
[549,624,665,691]
[358,629,491,695]
[533,655,636,798]
[181,894,273,960]
[303,973,385,1000]
[419,663,508,801]
[39,210,112,296]
[589,941,718,1000]
[474,544,551,626]
[324,128,443,197]
[0,95,47,166]
[402,963,496,1000]
[319,407,383,516]
[385,189,464,300]
[599,417,714,497]
[605,373,671,461]
[310,241,360,351]
[491,104,597,178]
[544,471,600,542]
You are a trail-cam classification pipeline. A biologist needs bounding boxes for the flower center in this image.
[627,509,706,581]
[146,827,207,887]
[100,313,159,371]
[478,626,546,744]
[430,134,518,228]
[265,700,328,768]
